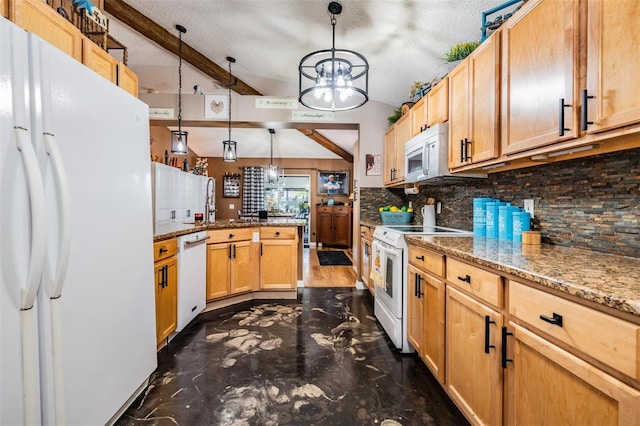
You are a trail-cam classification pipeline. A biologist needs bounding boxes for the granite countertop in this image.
[154,219,306,242]
[405,236,640,319]
[360,220,382,228]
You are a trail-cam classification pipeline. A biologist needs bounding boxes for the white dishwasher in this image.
[176,231,209,331]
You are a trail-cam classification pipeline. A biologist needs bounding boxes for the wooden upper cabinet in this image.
[584,0,640,134]
[383,125,396,186]
[11,0,82,61]
[427,76,449,126]
[1,0,8,18]
[82,36,117,83]
[501,0,579,155]
[394,112,410,183]
[117,62,139,97]
[448,59,471,169]
[411,96,427,137]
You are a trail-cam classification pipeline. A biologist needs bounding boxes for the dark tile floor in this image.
[116,288,468,426]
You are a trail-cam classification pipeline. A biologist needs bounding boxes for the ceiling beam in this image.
[104,0,353,162]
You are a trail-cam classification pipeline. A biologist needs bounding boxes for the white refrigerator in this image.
[0,17,157,425]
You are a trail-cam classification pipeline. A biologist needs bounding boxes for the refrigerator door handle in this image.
[14,127,46,310]
[43,132,72,299]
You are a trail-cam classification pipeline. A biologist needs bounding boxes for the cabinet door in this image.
[316,207,333,244]
[11,0,82,61]
[446,286,503,426]
[394,113,411,183]
[506,323,640,426]
[411,96,427,137]
[422,272,445,384]
[332,208,351,246]
[407,265,424,355]
[427,77,449,126]
[230,241,252,294]
[260,239,297,289]
[206,242,230,300]
[502,0,579,154]
[360,238,372,291]
[383,126,396,185]
[469,32,500,163]
[585,0,640,134]
[117,62,139,97]
[1,0,8,19]
[82,37,117,83]
[155,256,177,344]
[448,60,470,169]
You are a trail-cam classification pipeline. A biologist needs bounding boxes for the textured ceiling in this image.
[106,0,516,158]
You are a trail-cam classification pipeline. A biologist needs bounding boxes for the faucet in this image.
[205,177,215,223]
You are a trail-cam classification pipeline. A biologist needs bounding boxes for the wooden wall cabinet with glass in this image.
[445,258,505,426]
[11,0,83,61]
[505,281,640,425]
[153,238,178,345]
[359,225,373,293]
[259,227,298,290]
[449,31,501,170]
[316,205,352,247]
[206,228,253,300]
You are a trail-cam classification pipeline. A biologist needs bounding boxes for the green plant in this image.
[442,41,481,62]
[387,107,403,125]
[409,80,427,98]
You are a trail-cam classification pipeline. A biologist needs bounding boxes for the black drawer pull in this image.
[416,255,425,261]
[539,312,563,327]
[159,248,168,254]
[457,274,471,283]
[229,233,235,239]
[275,231,280,236]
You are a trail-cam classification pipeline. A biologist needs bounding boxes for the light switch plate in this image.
[229,203,234,209]
[524,199,534,218]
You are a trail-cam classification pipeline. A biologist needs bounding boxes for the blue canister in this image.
[498,206,521,241]
[512,211,532,242]
[473,197,493,237]
[485,201,505,239]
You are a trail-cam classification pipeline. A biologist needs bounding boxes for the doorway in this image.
[264,175,310,247]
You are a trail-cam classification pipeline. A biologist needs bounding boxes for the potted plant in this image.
[387,107,403,125]
[442,41,481,71]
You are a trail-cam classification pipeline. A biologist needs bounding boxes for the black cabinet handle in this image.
[416,255,425,261]
[228,245,232,259]
[459,139,464,163]
[501,326,513,369]
[260,242,263,256]
[229,233,235,239]
[233,244,236,259]
[417,274,423,298]
[464,138,472,161]
[539,312,563,327]
[457,274,471,283]
[581,89,594,130]
[414,273,419,297]
[159,248,168,254]
[559,98,571,136]
[275,231,280,236]
[485,315,496,354]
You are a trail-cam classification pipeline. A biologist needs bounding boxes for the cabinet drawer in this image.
[333,206,350,214]
[360,226,372,239]
[408,245,444,277]
[509,281,640,381]
[207,228,253,243]
[260,227,296,239]
[153,238,177,262]
[446,257,503,307]
[317,206,332,214]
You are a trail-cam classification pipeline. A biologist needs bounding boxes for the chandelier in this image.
[298,1,369,112]
[170,24,188,154]
[266,129,279,183]
[223,56,238,162]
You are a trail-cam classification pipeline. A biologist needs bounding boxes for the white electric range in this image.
[370,225,472,353]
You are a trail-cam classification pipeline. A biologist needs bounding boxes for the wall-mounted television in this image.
[317,171,349,196]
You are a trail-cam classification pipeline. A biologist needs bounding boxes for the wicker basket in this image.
[380,211,412,225]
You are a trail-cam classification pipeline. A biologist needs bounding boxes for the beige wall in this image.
[207,157,352,242]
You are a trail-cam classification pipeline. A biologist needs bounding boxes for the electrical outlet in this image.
[524,199,534,218]
[229,204,234,209]
[436,202,442,214]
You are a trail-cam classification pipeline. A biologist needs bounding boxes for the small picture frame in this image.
[317,171,349,196]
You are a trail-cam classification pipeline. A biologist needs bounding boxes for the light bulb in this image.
[324,89,332,103]
[314,87,323,99]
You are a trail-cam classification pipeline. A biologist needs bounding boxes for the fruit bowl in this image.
[380,211,412,224]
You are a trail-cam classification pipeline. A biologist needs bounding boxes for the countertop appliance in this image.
[1,19,156,425]
[371,225,472,353]
[405,123,486,183]
[177,231,209,331]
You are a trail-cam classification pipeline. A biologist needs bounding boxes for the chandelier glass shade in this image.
[223,56,238,162]
[171,24,188,155]
[266,129,279,183]
[298,1,368,112]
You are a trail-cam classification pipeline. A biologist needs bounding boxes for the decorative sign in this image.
[148,108,174,120]
[85,6,108,29]
[205,95,228,119]
[365,153,381,176]
[291,111,335,121]
[255,98,298,109]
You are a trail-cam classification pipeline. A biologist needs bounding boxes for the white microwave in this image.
[405,123,486,183]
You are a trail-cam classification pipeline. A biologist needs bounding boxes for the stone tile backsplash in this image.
[360,148,639,257]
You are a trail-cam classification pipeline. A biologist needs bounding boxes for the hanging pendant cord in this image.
[178,30,183,131]
[228,60,232,141]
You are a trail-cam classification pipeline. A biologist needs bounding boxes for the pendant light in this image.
[266,128,279,183]
[223,56,238,162]
[171,24,188,155]
[298,1,369,112]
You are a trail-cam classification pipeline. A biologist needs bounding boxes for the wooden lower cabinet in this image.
[505,323,640,426]
[446,286,503,426]
[316,205,351,247]
[153,239,178,345]
[407,265,424,355]
[206,240,252,299]
[260,227,298,290]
